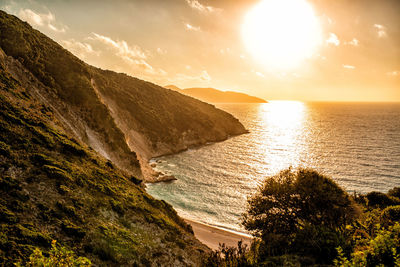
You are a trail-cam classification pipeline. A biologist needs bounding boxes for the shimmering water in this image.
[147,101,400,232]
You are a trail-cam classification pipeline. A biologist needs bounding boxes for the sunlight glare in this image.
[257,101,308,174]
[242,0,322,70]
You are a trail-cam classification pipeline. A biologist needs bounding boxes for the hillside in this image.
[0,10,247,182]
[165,85,267,103]
[0,49,208,265]
[0,9,250,266]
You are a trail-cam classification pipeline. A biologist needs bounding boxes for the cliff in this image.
[0,48,208,265]
[0,9,249,266]
[165,85,267,103]
[0,10,247,182]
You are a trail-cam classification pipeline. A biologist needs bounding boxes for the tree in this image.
[242,168,358,261]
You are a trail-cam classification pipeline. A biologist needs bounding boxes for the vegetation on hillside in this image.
[0,10,141,176]
[0,10,246,171]
[203,168,400,266]
[0,55,207,266]
[91,69,247,158]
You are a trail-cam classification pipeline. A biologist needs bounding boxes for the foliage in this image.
[15,240,91,267]
[0,10,140,175]
[334,223,400,267]
[388,188,400,199]
[202,241,252,267]
[366,191,400,208]
[242,168,357,263]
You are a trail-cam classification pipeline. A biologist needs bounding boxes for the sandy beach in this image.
[185,219,253,251]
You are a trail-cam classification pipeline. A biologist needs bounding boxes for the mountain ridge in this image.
[165,85,267,103]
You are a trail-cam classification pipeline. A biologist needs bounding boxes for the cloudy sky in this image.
[1,0,399,101]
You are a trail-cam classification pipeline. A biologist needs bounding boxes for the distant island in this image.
[165,85,267,103]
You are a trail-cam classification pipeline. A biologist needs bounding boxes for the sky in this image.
[1,0,399,102]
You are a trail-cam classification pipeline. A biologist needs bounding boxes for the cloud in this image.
[343,64,355,69]
[374,24,387,38]
[386,70,399,76]
[326,33,340,46]
[156,48,167,54]
[90,33,146,59]
[61,39,99,59]
[185,23,201,31]
[200,70,211,81]
[18,9,67,33]
[175,70,211,82]
[219,48,231,55]
[346,38,359,46]
[185,0,221,13]
[251,70,264,78]
[255,71,265,78]
[89,33,166,75]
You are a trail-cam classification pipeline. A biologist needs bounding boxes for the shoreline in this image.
[184,219,253,251]
[144,131,250,183]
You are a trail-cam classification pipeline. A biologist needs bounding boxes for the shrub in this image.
[381,205,400,226]
[388,187,400,199]
[334,223,400,267]
[15,240,91,266]
[202,241,251,267]
[242,168,358,262]
[366,191,398,208]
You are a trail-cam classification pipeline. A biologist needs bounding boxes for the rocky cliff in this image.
[0,10,247,182]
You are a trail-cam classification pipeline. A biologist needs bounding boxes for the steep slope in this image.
[92,71,247,160]
[0,11,247,181]
[0,51,208,265]
[0,11,141,179]
[165,85,267,103]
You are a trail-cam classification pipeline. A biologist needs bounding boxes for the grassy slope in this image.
[0,59,208,265]
[0,10,141,177]
[0,10,246,167]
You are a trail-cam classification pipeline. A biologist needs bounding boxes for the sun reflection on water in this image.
[256,101,308,175]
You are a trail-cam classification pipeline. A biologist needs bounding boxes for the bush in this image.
[388,187,400,199]
[15,240,91,266]
[334,223,400,267]
[381,205,400,226]
[366,191,398,208]
[242,168,358,262]
[202,241,251,267]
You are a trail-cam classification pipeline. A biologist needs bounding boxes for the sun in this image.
[242,0,322,70]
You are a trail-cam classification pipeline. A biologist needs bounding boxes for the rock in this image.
[157,174,177,183]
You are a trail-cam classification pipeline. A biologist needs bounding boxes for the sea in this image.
[147,101,400,233]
